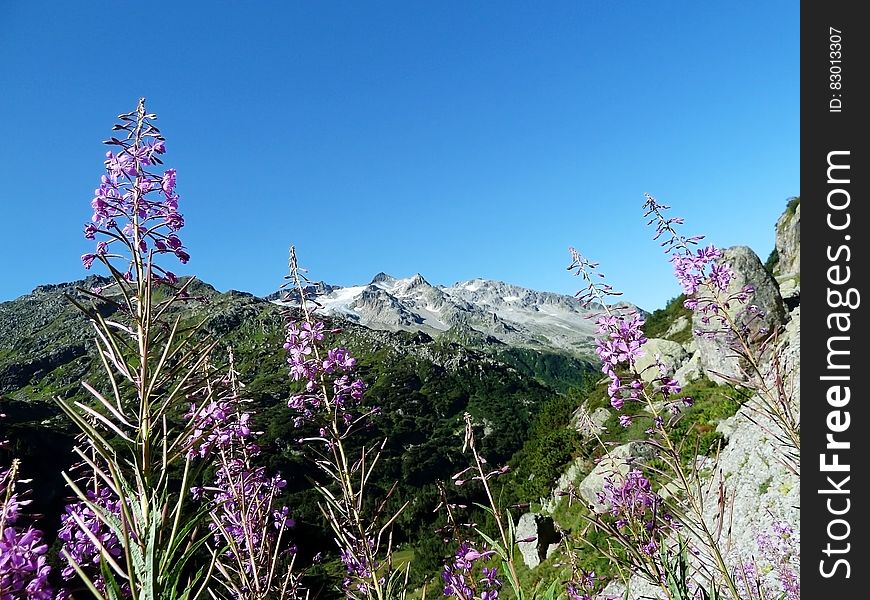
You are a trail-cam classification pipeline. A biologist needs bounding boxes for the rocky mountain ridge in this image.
[271,273,633,357]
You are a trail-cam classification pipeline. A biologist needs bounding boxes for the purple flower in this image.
[163,210,185,232]
[0,466,54,599]
[442,542,500,600]
[57,486,125,593]
[658,377,681,397]
[161,169,176,195]
[83,103,189,284]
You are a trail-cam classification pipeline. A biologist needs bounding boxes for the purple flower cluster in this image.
[752,521,799,600]
[0,527,53,600]
[669,245,729,297]
[566,570,614,600]
[597,470,674,556]
[570,244,689,419]
[0,466,53,599]
[442,542,500,600]
[82,100,188,284]
[643,193,756,331]
[186,377,295,579]
[56,486,125,593]
[184,399,252,460]
[339,538,383,597]
[284,320,366,428]
[593,312,647,410]
[192,458,293,566]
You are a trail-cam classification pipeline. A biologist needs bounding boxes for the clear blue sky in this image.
[0,1,798,311]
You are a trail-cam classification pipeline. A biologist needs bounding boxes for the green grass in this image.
[642,295,693,343]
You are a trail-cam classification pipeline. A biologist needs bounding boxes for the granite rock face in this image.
[774,199,800,277]
[516,512,561,569]
[774,198,800,309]
[692,246,786,383]
[633,338,688,383]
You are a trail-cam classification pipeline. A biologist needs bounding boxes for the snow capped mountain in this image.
[273,273,626,357]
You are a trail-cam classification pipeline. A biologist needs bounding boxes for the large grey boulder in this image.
[693,246,786,383]
[515,512,561,569]
[673,351,703,384]
[633,338,688,383]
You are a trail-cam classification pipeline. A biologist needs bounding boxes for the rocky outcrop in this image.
[603,305,800,600]
[774,198,800,308]
[693,246,786,383]
[673,351,703,384]
[516,512,561,569]
[774,198,800,277]
[703,305,800,564]
[633,338,688,383]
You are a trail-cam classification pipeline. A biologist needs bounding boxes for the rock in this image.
[774,199,800,276]
[604,307,801,600]
[776,274,800,311]
[664,314,691,339]
[633,338,688,383]
[570,403,610,437]
[540,457,592,514]
[578,442,656,512]
[692,246,786,384]
[515,512,561,569]
[673,352,703,384]
[699,306,800,580]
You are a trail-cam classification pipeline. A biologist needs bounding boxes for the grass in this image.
[642,295,693,343]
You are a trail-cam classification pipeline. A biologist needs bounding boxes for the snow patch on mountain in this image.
[273,273,628,358]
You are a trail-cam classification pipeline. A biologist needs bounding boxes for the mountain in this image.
[271,273,633,357]
[0,273,596,569]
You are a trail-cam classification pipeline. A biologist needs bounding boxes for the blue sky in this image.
[0,1,798,311]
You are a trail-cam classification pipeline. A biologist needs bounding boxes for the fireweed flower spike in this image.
[441,541,501,600]
[185,358,301,599]
[82,98,190,287]
[57,486,126,595]
[644,193,799,470]
[55,99,233,599]
[280,246,406,600]
[568,245,747,599]
[0,461,54,599]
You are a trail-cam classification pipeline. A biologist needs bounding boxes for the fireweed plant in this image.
[440,415,612,600]
[187,353,302,599]
[53,99,299,599]
[280,247,409,600]
[0,457,53,598]
[642,194,799,475]
[562,195,799,599]
[440,414,515,600]
[53,98,220,599]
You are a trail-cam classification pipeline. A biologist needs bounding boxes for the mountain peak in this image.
[370,272,396,285]
[407,273,428,287]
[281,272,601,357]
